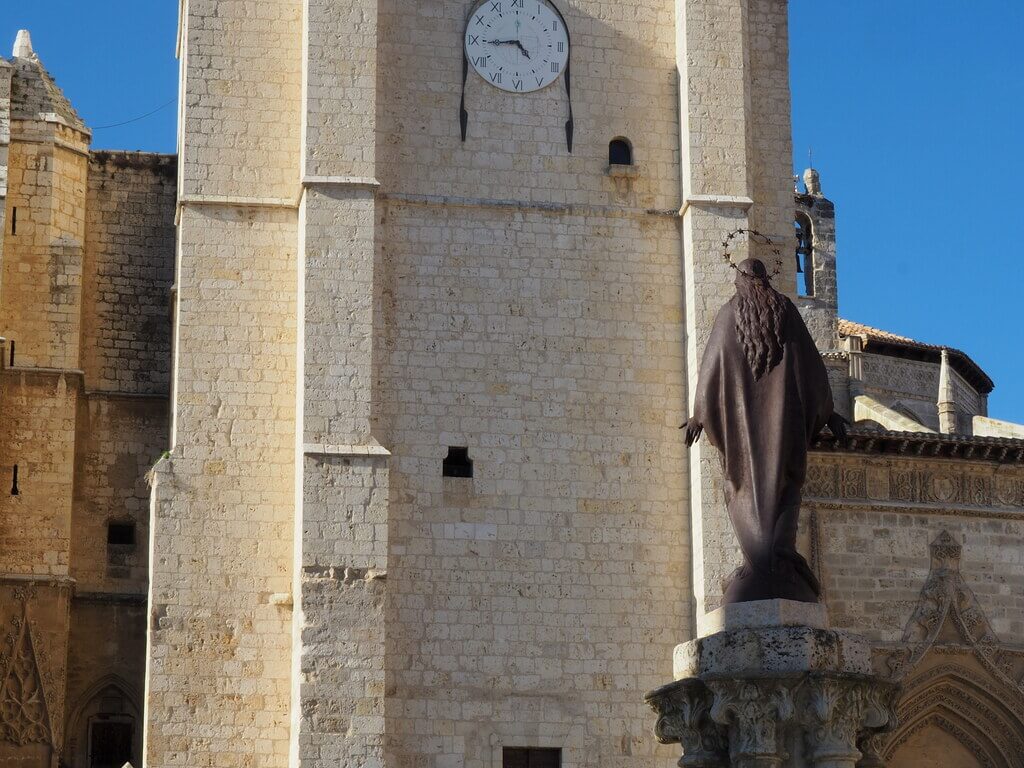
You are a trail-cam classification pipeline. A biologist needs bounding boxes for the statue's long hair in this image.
[734,268,787,380]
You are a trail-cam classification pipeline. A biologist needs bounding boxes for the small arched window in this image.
[608,138,632,166]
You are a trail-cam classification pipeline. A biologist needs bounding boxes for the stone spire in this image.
[938,349,959,433]
[12,30,34,60]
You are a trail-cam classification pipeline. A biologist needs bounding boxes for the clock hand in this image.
[514,41,531,59]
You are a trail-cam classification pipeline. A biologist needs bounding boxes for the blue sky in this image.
[4,2,1023,421]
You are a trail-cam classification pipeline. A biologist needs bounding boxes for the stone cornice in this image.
[813,429,1024,464]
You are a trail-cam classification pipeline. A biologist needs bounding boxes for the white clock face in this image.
[465,0,570,93]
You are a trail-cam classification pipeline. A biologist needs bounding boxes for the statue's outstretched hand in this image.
[826,412,849,440]
[680,418,704,447]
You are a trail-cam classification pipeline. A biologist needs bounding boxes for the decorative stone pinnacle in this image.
[938,349,958,433]
[13,30,34,59]
[803,167,822,196]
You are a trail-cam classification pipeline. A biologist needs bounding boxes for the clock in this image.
[459,0,575,151]
[464,0,570,93]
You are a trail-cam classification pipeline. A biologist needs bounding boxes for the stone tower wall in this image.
[81,151,176,395]
[0,124,88,371]
[150,1,797,766]
[144,1,303,765]
[679,0,797,625]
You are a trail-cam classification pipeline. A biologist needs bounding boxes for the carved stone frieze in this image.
[889,470,919,503]
[805,464,838,499]
[806,454,1024,511]
[839,468,865,499]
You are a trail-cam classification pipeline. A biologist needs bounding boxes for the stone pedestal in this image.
[646,601,899,768]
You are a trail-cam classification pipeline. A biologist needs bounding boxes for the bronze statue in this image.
[682,257,847,604]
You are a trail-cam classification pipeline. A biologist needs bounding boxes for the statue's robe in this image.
[692,295,833,603]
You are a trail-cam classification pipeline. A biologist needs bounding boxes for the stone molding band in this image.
[301,175,380,189]
[178,187,680,219]
[177,194,298,211]
[679,194,755,217]
[380,191,678,219]
[302,443,391,458]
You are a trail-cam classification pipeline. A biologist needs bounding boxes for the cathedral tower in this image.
[146,1,797,765]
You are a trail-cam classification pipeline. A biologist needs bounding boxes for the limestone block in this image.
[697,598,828,636]
[674,624,872,681]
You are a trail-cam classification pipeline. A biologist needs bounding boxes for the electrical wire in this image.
[91,97,176,130]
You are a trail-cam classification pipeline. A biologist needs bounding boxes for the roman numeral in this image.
[552,20,558,30]
[513,79,523,90]
[536,76,545,86]
[490,1,501,11]
[468,34,480,45]
[475,14,485,25]
[551,61,560,73]
[511,0,523,7]
[557,41,564,52]
[490,72,502,83]
[472,55,489,67]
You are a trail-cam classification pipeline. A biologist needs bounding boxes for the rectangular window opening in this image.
[442,446,473,478]
[107,521,136,547]
[503,747,561,768]
[10,207,16,235]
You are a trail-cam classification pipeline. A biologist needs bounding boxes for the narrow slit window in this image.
[608,138,632,166]
[442,447,473,478]
[9,340,15,367]
[11,465,19,496]
[107,521,136,547]
[503,748,561,768]
[10,207,16,235]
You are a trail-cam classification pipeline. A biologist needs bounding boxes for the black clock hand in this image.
[486,39,531,59]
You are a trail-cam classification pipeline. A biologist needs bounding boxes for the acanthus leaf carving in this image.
[645,679,727,767]
[707,679,793,760]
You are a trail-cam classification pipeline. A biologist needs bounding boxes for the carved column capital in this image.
[645,679,728,767]
[804,676,900,768]
[804,678,869,767]
[707,679,795,767]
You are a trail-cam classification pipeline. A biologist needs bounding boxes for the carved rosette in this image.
[646,679,728,767]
